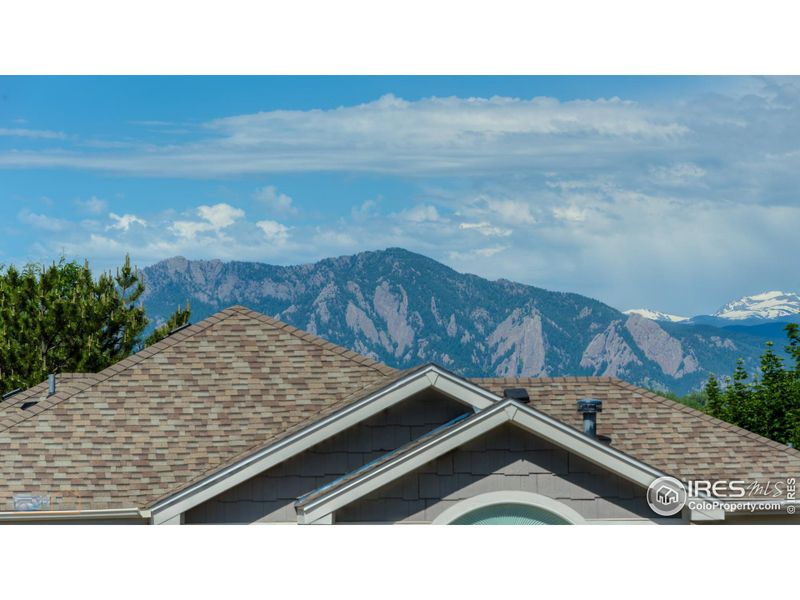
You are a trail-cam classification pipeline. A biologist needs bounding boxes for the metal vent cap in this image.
[577,398,603,413]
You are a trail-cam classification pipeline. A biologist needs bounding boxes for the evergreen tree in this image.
[0,255,189,394]
[704,373,724,419]
[757,342,789,442]
[786,323,800,374]
[726,358,754,429]
[703,325,800,448]
[143,302,191,347]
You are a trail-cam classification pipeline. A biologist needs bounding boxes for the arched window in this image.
[450,503,571,525]
[432,491,586,525]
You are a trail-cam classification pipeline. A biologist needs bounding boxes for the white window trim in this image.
[150,365,498,524]
[431,491,587,524]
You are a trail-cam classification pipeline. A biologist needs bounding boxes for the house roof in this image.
[0,305,797,516]
[471,377,800,487]
[0,306,395,512]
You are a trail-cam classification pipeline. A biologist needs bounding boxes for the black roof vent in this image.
[2,388,23,401]
[577,398,603,438]
[168,322,192,336]
[503,388,530,404]
[20,401,38,410]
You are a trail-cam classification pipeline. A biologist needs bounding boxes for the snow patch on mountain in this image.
[713,290,800,320]
[623,308,689,323]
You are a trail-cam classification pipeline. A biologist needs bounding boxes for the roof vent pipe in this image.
[47,374,56,396]
[503,388,530,404]
[577,398,602,438]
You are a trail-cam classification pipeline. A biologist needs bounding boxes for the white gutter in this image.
[0,507,150,522]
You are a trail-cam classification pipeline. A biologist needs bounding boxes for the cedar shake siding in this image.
[185,390,469,524]
[335,424,661,524]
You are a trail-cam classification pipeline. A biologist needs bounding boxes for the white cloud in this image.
[107,212,147,231]
[351,198,378,221]
[198,204,243,229]
[18,209,69,231]
[649,162,707,185]
[458,222,512,237]
[254,185,297,215]
[453,195,537,232]
[256,220,291,243]
[476,246,506,257]
[553,205,589,222]
[398,205,440,223]
[76,196,108,214]
[210,94,685,147]
[483,198,536,225]
[0,127,65,139]
[448,245,508,263]
[0,93,689,177]
[172,203,245,239]
[56,234,122,258]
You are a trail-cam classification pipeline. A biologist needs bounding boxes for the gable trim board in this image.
[149,364,498,524]
[294,398,676,524]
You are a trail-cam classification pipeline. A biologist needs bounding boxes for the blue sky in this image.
[1,76,798,316]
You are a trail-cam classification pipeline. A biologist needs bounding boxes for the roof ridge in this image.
[469,375,618,384]
[0,308,239,433]
[227,305,396,376]
[609,379,800,460]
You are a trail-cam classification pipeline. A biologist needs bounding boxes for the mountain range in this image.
[140,248,796,395]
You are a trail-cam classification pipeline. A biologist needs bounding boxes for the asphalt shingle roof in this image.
[0,306,394,511]
[472,377,800,490]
